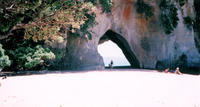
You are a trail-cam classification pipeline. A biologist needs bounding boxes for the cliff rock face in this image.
[63,0,200,70]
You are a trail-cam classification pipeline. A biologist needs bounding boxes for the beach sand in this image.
[0,69,200,107]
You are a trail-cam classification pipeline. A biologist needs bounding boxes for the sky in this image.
[98,40,130,67]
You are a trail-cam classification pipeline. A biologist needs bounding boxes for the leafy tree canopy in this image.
[0,0,113,71]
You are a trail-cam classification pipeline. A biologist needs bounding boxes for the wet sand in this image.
[0,69,200,107]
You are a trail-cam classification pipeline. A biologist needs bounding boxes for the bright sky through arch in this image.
[98,40,130,67]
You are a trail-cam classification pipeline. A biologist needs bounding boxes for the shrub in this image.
[176,0,186,7]
[84,0,97,5]
[135,0,154,20]
[99,0,112,13]
[159,0,179,34]
[0,44,11,69]
[8,42,55,70]
[183,16,193,30]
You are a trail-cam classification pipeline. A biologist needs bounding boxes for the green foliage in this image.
[176,0,186,7]
[99,0,112,13]
[0,0,43,34]
[0,0,112,41]
[0,13,24,34]
[183,16,193,30]
[159,0,179,34]
[80,13,96,40]
[8,41,55,70]
[135,0,154,20]
[0,44,11,69]
[0,0,115,71]
[84,0,97,5]
[24,0,96,43]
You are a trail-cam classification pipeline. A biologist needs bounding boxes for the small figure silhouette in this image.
[109,60,113,69]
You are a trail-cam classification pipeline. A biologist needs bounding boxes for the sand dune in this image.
[0,70,200,107]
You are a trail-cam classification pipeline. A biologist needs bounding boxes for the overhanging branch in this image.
[0,24,24,40]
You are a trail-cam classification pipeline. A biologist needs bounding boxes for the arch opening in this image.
[98,30,140,68]
[98,40,131,67]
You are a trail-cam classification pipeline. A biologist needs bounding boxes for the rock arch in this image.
[53,0,200,71]
[99,30,140,68]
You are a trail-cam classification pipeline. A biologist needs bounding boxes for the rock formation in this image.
[61,0,200,70]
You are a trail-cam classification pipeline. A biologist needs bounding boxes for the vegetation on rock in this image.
[99,0,112,13]
[135,0,154,20]
[159,0,179,34]
[176,0,186,7]
[183,16,193,30]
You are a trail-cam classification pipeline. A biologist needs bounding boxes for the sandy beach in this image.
[0,70,200,107]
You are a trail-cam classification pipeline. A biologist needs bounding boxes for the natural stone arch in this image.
[99,30,140,68]
[52,0,200,71]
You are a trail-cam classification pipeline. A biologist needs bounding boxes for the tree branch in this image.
[0,24,24,40]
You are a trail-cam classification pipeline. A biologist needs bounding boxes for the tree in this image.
[0,0,112,71]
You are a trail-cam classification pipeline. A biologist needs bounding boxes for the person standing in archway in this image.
[109,60,113,69]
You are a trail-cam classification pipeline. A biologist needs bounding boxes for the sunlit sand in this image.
[0,70,200,107]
